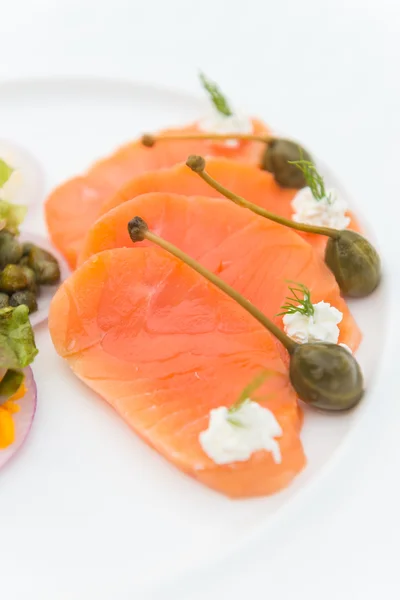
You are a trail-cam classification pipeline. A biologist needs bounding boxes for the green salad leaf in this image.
[0,200,27,235]
[0,305,38,370]
[0,159,14,189]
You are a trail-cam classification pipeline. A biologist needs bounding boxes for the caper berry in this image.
[0,231,23,268]
[325,230,381,297]
[21,242,36,257]
[20,266,39,294]
[0,265,28,293]
[27,247,61,285]
[9,290,38,314]
[0,293,9,309]
[261,139,313,188]
[289,342,364,411]
[19,256,30,267]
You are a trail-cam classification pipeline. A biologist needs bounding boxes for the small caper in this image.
[9,290,38,314]
[289,342,364,411]
[31,246,58,264]
[27,247,61,285]
[0,231,23,268]
[261,139,313,188]
[32,260,60,285]
[21,242,36,257]
[325,230,381,297]
[19,256,30,267]
[20,266,39,294]
[0,293,9,308]
[0,265,28,293]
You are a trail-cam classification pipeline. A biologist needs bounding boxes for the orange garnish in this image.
[0,407,15,449]
[0,381,25,449]
[8,382,26,402]
[1,400,20,414]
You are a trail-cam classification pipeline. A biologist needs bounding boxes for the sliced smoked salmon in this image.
[49,246,305,498]
[45,121,269,269]
[101,159,361,257]
[78,192,361,353]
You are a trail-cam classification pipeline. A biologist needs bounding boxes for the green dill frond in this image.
[225,415,247,428]
[277,281,314,317]
[288,150,329,201]
[199,71,232,117]
[227,371,271,424]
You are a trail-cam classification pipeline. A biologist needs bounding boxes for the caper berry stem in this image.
[186,155,339,239]
[141,132,273,148]
[127,217,297,354]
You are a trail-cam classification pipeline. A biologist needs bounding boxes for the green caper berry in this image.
[0,293,9,308]
[9,290,38,314]
[325,230,381,297]
[289,342,364,411]
[0,265,28,293]
[261,139,313,188]
[0,231,23,268]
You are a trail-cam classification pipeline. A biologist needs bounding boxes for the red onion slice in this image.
[0,367,37,469]
[19,231,70,327]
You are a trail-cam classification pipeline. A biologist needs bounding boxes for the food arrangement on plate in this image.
[1,74,382,497]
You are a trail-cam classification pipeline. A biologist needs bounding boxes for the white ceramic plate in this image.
[0,78,389,599]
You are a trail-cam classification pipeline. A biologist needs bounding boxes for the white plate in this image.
[0,78,389,600]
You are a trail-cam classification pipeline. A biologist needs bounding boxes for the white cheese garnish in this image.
[199,400,282,465]
[283,301,343,345]
[292,187,350,230]
[198,108,253,148]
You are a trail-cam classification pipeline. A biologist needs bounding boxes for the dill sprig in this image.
[199,72,233,117]
[0,159,14,189]
[227,371,271,426]
[277,281,314,318]
[288,150,330,202]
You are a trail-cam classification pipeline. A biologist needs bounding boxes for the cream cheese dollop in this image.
[198,108,253,148]
[291,187,350,230]
[282,301,343,344]
[199,400,282,465]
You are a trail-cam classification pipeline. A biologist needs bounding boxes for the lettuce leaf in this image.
[0,200,27,235]
[0,305,38,370]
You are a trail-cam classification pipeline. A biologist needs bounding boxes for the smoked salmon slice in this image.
[45,121,268,269]
[78,192,362,353]
[101,159,361,256]
[49,246,305,498]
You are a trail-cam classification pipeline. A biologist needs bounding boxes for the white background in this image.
[0,1,399,598]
